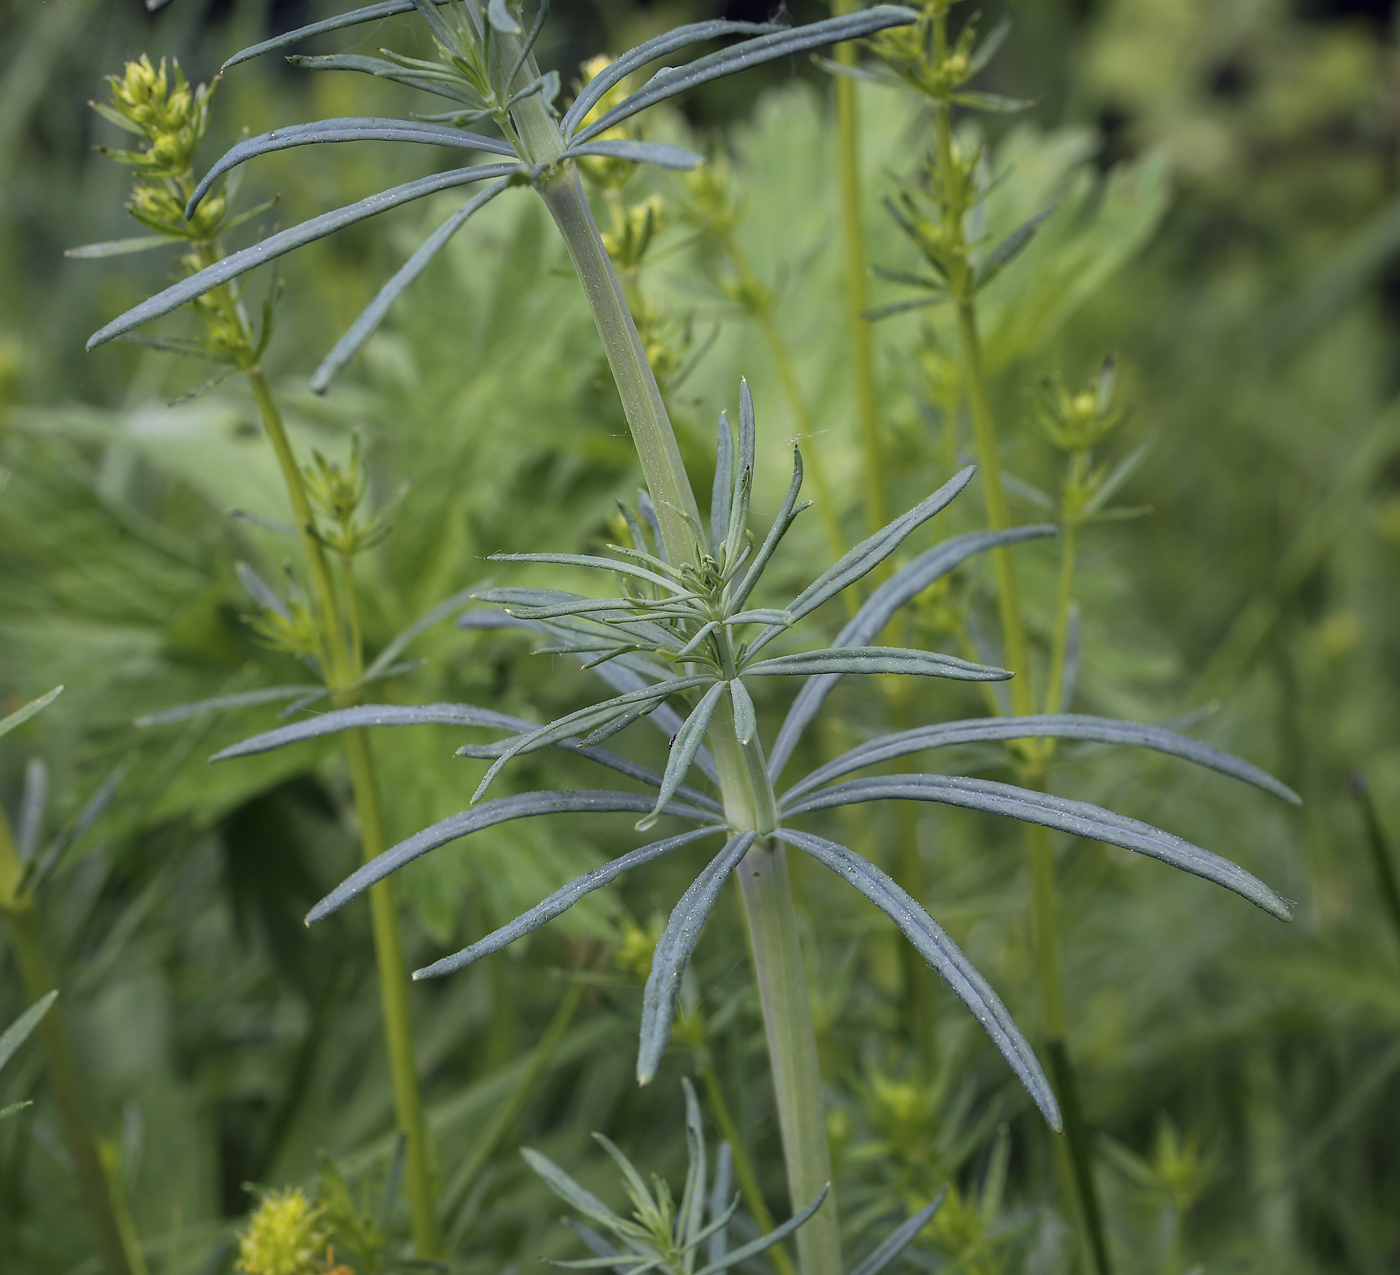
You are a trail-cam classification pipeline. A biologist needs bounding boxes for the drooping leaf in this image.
[638,680,727,829]
[637,832,757,1084]
[767,523,1055,777]
[308,789,715,923]
[413,826,724,978]
[185,118,513,218]
[572,8,919,145]
[87,162,522,350]
[786,775,1293,920]
[134,685,322,728]
[777,828,1060,1126]
[782,713,1301,805]
[311,174,516,391]
[745,646,1010,682]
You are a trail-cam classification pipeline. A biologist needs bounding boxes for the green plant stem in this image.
[1045,518,1079,717]
[0,815,140,1275]
[241,357,442,1259]
[525,106,838,1271]
[1351,775,1400,957]
[736,841,840,1275]
[927,46,1109,1267]
[832,0,887,540]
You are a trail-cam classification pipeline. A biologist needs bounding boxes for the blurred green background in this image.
[1,1,1399,1271]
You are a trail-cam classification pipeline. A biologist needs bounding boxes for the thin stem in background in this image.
[832,0,888,542]
[0,814,142,1275]
[1351,774,1400,958]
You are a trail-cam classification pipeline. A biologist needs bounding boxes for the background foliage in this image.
[1,0,1398,1271]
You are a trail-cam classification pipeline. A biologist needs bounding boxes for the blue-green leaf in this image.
[746,646,1010,682]
[0,686,63,740]
[692,1184,829,1275]
[728,679,757,746]
[562,139,704,171]
[573,8,919,145]
[221,1,449,70]
[521,1147,624,1230]
[783,713,1301,806]
[639,681,727,830]
[787,776,1293,921]
[0,991,57,1076]
[364,584,484,679]
[308,789,715,923]
[728,447,808,611]
[848,1194,947,1275]
[311,175,515,391]
[486,0,520,33]
[65,235,172,259]
[561,20,779,137]
[767,524,1055,777]
[637,832,758,1084]
[706,1142,734,1262]
[87,163,521,350]
[134,685,321,728]
[286,53,479,105]
[778,828,1060,1127]
[711,410,734,556]
[185,119,513,219]
[414,826,723,979]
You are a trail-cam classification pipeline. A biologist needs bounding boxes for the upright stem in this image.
[736,842,840,1275]
[526,103,837,1269]
[0,815,140,1275]
[243,363,442,1259]
[832,0,887,540]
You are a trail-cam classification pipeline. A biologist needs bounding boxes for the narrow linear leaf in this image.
[953,89,1031,114]
[17,759,48,864]
[0,991,58,1075]
[87,163,521,350]
[235,561,291,619]
[784,713,1301,806]
[308,789,714,923]
[711,410,734,555]
[778,828,1060,1126]
[640,681,726,830]
[563,139,703,171]
[967,14,1012,75]
[221,0,451,69]
[786,776,1292,920]
[848,1193,948,1275]
[693,1184,829,1275]
[0,686,63,740]
[134,685,322,727]
[486,0,520,33]
[729,447,807,611]
[729,679,757,746]
[287,53,480,104]
[573,8,919,145]
[637,832,758,1083]
[490,552,688,595]
[747,646,1010,682]
[727,380,757,557]
[863,295,946,321]
[588,660,720,785]
[748,466,977,658]
[521,1148,623,1231]
[562,20,778,137]
[975,205,1054,288]
[706,1143,734,1262]
[364,584,485,679]
[311,175,515,391]
[65,235,172,259]
[680,1077,708,1247]
[414,827,723,978]
[768,523,1054,778]
[186,118,513,218]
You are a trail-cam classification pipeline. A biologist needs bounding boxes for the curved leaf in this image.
[0,991,58,1075]
[786,775,1292,920]
[848,1193,948,1275]
[693,1183,829,1275]
[221,0,449,70]
[637,832,758,1084]
[414,826,723,979]
[0,686,63,739]
[747,465,976,659]
[311,175,515,391]
[286,53,480,105]
[561,20,778,137]
[746,646,1010,682]
[308,789,715,923]
[87,163,521,350]
[767,524,1055,777]
[777,828,1060,1127]
[573,8,920,146]
[134,684,321,728]
[186,118,513,218]
[561,139,704,171]
[729,446,807,611]
[783,713,1301,805]
[639,680,726,830]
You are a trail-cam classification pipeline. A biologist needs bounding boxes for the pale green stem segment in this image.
[737,841,840,1275]
[241,327,442,1260]
[0,814,144,1275]
[512,82,836,1275]
[832,0,887,542]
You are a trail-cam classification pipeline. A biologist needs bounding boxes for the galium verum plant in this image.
[86,4,1300,1273]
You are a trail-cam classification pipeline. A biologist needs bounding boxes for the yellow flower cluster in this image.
[236,1189,334,1275]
